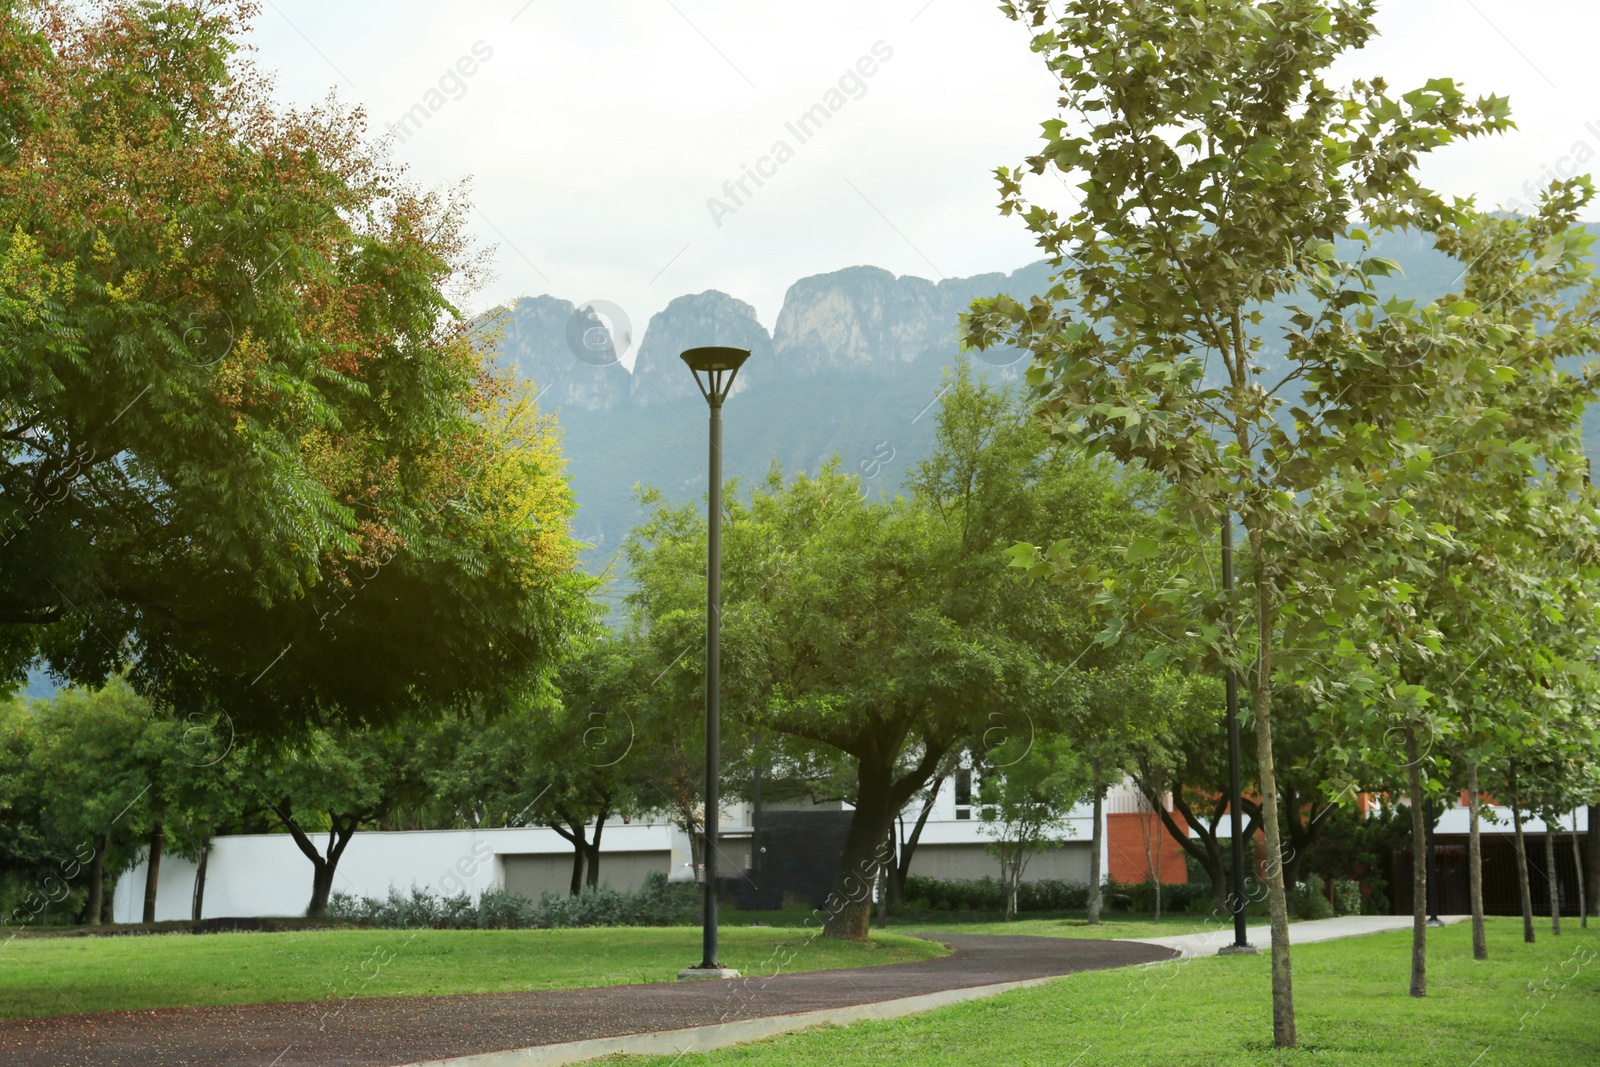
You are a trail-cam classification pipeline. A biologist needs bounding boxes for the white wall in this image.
[114,822,680,923]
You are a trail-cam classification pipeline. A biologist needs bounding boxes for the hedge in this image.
[326,870,699,930]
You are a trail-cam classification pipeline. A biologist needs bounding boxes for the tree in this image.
[259,721,433,918]
[1296,186,1600,987]
[0,2,588,733]
[968,0,1512,1045]
[29,680,170,925]
[977,734,1090,921]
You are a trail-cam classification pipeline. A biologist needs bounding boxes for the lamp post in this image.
[677,345,749,980]
[1425,798,1445,927]
[1218,511,1257,955]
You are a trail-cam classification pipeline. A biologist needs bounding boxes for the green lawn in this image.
[631,920,1600,1067]
[0,925,946,1021]
[896,912,1218,940]
[723,905,1220,940]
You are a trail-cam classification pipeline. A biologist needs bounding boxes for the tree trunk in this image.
[877,826,893,925]
[1247,579,1296,1048]
[1570,810,1587,929]
[894,777,944,906]
[1004,843,1019,922]
[271,802,362,919]
[192,842,210,922]
[549,816,589,896]
[1467,765,1486,960]
[569,834,586,895]
[1588,803,1599,919]
[1087,779,1104,924]
[1511,794,1535,943]
[584,807,609,891]
[86,834,106,927]
[823,762,895,941]
[1544,819,1561,936]
[142,823,164,924]
[1146,777,1228,906]
[308,862,335,918]
[1405,726,1427,998]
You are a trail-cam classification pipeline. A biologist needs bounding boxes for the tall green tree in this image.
[968,0,1512,1044]
[0,2,588,733]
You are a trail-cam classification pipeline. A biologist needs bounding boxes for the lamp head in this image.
[680,346,751,406]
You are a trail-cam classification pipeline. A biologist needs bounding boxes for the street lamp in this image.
[1218,511,1258,956]
[677,345,749,980]
[1425,798,1445,927]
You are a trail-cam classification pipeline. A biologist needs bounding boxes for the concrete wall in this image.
[501,850,670,899]
[113,823,680,922]
[907,841,1092,883]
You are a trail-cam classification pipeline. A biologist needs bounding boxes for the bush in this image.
[902,876,1004,912]
[898,876,1106,915]
[1332,878,1362,917]
[1105,880,1213,915]
[1289,874,1336,921]
[326,871,698,930]
[1017,879,1090,912]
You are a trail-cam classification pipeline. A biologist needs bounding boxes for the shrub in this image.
[1104,880,1212,915]
[1289,874,1336,921]
[898,876,1099,915]
[1332,878,1362,917]
[325,871,698,930]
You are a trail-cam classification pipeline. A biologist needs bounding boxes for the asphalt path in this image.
[0,932,1177,1067]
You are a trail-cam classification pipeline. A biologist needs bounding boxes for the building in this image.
[113,775,1182,922]
[117,775,1596,922]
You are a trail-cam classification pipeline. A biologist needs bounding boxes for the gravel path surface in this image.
[0,933,1176,1067]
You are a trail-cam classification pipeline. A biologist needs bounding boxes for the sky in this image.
[246,0,1600,367]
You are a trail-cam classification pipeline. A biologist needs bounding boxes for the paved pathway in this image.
[1126,914,1470,959]
[0,934,1173,1067]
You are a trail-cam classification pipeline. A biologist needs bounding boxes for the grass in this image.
[721,905,1220,940]
[894,911,1218,939]
[628,919,1600,1067]
[0,924,947,1021]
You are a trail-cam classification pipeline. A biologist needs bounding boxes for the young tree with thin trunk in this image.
[968,1,1510,1045]
[1543,813,1562,937]
[1467,763,1487,959]
[1510,771,1537,944]
[1573,810,1589,929]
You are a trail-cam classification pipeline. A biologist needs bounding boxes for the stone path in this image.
[1125,913,1470,959]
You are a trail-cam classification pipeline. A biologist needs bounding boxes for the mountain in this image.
[497,230,1600,593]
[497,262,1053,580]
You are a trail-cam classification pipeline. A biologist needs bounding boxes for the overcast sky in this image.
[247,1,1600,366]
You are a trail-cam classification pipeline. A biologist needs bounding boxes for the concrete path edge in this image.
[399,973,1068,1067]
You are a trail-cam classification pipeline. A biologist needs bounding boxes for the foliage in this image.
[976,734,1090,920]
[1289,875,1336,921]
[969,0,1528,1043]
[902,875,1090,914]
[0,1,587,734]
[1332,878,1363,917]
[326,872,699,930]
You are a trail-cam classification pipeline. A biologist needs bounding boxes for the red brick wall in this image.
[1107,810,1190,885]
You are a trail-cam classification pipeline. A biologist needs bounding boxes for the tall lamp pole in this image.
[1425,798,1444,926]
[678,346,750,980]
[1219,511,1257,955]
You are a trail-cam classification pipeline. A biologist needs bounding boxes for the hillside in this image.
[498,226,1600,590]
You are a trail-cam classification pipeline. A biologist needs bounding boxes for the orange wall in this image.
[1107,810,1190,885]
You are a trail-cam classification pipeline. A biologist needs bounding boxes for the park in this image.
[1,1,1598,1064]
